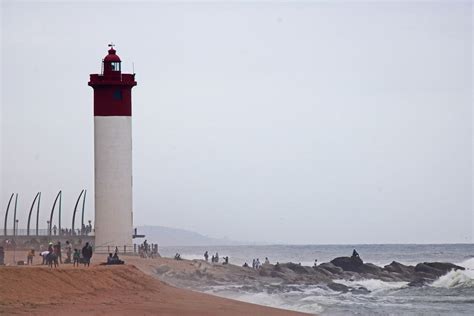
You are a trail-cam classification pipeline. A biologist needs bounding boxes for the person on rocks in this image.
[265,257,270,264]
[352,249,360,259]
[215,252,219,263]
[204,251,209,261]
[222,256,229,265]
[82,242,93,267]
[243,262,249,268]
[313,259,318,267]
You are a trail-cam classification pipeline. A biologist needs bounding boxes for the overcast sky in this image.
[1,1,472,244]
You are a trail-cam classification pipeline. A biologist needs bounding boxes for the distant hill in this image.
[136,225,241,246]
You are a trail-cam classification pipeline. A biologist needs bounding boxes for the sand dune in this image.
[0,263,307,315]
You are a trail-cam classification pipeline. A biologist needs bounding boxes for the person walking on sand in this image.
[82,242,93,267]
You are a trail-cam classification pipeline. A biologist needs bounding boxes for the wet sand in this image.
[0,251,308,316]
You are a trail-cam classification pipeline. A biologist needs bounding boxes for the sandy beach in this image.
[0,251,308,316]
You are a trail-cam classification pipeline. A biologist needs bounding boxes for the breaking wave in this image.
[431,258,474,289]
[333,278,408,292]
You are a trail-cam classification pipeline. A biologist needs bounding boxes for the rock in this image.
[281,262,315,275]
[327,282,349,293]
[383,261,414,275]
[318,262,344,275]
[331,256,366,273]
[414,262,465,278]
[407,278,429,287]
[359,263,383,275]
[351,287,371,295]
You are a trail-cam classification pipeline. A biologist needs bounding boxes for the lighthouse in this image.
[89,44,137,252]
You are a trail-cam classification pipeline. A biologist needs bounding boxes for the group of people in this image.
[106,251,124,265]
[245,257,269,269]
[203,251,229,264]
[137,240,159,258]
[51,222,93,237]
[30,241,93,268]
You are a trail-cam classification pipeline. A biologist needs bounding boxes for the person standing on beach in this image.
[204,251,209,261]
[73,249,80,267]
[82,242,93,267]
[56,241,63,264]
[26,249,35,265]
[65,241,72,263]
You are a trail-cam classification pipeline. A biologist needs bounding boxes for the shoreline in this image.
[0,251,310,316]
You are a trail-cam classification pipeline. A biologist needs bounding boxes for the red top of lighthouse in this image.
[88,44,137,116]
[103,47,121,62]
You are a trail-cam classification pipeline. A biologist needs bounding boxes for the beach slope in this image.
[0,265,307,315]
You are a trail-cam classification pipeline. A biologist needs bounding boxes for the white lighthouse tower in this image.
[89,44,137,252]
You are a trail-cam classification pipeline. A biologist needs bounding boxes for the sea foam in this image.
[431,258,474,289]
[333,278,408,292]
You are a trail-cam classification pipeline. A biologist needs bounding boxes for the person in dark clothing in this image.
[352,249,359,258]
[82,242,93,267]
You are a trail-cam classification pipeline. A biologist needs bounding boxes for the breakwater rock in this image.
[151,255,465,294]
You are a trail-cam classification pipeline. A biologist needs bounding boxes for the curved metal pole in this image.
[49,191,62,236]
[72,190,84,235]
[58,192,62,231]
[81,190,87,230]
[4,193,14,236]
[35,192,41,236]
[13,194,18,236]
[27,192,40,236]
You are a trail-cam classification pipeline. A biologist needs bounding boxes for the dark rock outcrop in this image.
[331,256,364,272]
[327,282,349,293]
[414,262,464,278]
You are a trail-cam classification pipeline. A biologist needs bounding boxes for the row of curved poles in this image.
[3,190,87,236]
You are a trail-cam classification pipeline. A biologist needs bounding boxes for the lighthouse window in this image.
[111,62,121,71]
[113,89,122,100]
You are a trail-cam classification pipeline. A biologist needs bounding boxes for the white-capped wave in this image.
[334,279,408,292]
[431,259,474,289]
[457,258,474,270]
[206,286,325,314]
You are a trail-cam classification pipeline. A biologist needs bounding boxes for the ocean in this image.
[159,244,474,315]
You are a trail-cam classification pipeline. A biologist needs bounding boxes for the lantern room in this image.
[103,44,122,77]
